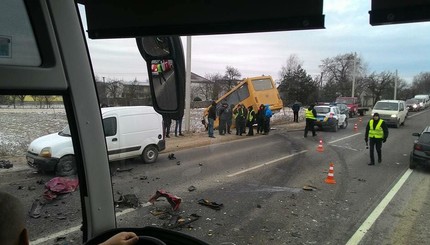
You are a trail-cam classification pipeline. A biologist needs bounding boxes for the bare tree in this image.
[319,53,366,98]
[105,79,124,99]
[364,71,396,104]
[279,54,303,79]
[44,96,57,108]
[204,73,224,100]
[222,66,241,91]
[31,95,45,108]
[17,95,26,105]
[411,72,430,94]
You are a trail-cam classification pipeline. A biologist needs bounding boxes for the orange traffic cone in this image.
[353,123,358,131]
[325,162,336,184]
[317,139,324,152]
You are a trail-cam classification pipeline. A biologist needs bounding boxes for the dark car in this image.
[410,126,430,169]
[406,98,420,112]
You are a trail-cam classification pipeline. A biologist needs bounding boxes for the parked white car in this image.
[314,105,348,132]
[26,106,165,176]
[371,100,407,128]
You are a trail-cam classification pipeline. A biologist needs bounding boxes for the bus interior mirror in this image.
[136,36,185,119]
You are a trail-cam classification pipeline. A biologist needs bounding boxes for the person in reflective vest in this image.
[304,104,317,137]
[246,105,256,136]
[234,104,246,136]
[365,113,389,165]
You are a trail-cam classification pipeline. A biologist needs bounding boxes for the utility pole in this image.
[394,69,398,100]
[184,36,192,132]
[351,52,356,97]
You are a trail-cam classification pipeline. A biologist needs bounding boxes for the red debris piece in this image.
[43,177,79,200]
[148,189,182,211]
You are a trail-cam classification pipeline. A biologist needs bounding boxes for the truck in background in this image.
[335,96,372,117]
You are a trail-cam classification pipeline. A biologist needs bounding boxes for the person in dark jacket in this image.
[226,104,234,134]
[208,101,217,138]
[304,104,317,137]
[234,104,246,136]
[174,115,184,137]
[246,106,256,136]
[162,114,172,138]
[218,103,229,135]
[292,101,301,123]
[256,104,265,134]
[364,113,389,165]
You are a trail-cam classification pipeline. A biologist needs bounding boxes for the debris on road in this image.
[43,177,79,201]
[176,161,181,165]
[116,167,133,172]
[198,163,203,166]
[197,199,224,210]
[358,178,366,182]
[115,194,140,208]
[0,160,13,169]
[168,153,176,160]
[29,199,45,219]
[164,213,201,229]
[302,185,318,191]
[148,189,182,211]
[188,185,196,192]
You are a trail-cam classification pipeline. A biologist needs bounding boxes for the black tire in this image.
[409,154,417,169]
[56,155,77,176]
[340,119,348,129]
[332,121,338,132]
[359,111,364,116]
[141,145,158,163]
[394,119,400,128]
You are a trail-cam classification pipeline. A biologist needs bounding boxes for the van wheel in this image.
[56,155,77,176]
[141,145,158,163]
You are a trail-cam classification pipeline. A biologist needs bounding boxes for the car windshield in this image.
[315,107,330,114]
[373,102,399,111]
[418,132,430,144]
[2,1,430,245]
[406,99,418,104]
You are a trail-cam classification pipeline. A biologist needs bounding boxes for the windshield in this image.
[2,1,430,245]
[406,99,418,104]
[373,102,399,111]
[335,98,354,104]
[315,107,330,114]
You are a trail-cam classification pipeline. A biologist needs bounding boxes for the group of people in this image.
[207,101,273,138]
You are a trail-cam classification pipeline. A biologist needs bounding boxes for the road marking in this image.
[408,109,428,118]
[331,144,359,151]
[31,202,153,245]
[328,133,361,144]
[345,169,413,245]
[226,150,308,177]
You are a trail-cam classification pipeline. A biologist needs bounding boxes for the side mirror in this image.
[136,36,185,119]
[412,133,420,137]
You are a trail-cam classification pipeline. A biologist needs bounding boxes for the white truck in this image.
[26,106,165,176]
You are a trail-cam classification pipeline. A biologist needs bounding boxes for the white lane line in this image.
[408,110,428,118]
[345,169,413,245]
[31,202,153,245]
[328,133,361,144]
[227,150,308,178]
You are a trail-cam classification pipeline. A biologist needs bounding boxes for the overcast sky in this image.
[79,1,430,84]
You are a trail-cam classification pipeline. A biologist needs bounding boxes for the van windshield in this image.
[59,125,71,136]
[373,102,399,111]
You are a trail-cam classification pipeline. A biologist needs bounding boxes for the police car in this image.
[314,104,348,132]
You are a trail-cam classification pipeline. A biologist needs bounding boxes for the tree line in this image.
[278,53,430,106]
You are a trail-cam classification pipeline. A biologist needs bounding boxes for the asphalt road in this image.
[2,109,430,245]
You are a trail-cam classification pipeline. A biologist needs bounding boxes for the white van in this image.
[371,100,407,128]
[414,94,430,108]
[26,106,165,176]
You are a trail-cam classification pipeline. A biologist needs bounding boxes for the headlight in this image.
[391,114,397,118]
[413,104,417,108]
[40,147,52,158]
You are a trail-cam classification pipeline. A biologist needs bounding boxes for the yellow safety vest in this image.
[369,119,384,138]
[305,108,316,120]
[247,110,254,122]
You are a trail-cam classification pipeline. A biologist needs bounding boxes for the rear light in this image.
[414,144,423,151]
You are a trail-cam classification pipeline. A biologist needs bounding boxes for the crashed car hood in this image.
[27,132,70,154]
